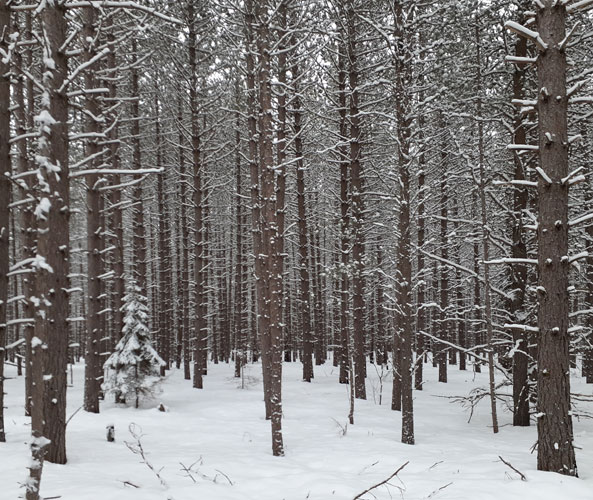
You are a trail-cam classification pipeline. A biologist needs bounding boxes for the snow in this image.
[1,361,592,499]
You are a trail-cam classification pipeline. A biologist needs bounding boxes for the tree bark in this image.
[0,0,10,444]
[83,4,103,414]
[28,7,70,495]
[534,0,577,476]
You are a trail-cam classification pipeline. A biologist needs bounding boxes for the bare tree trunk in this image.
[256,0,284,456]
[509,8,530,427]
[131,38,146,297]
[105,17,124,348]
[16,12,36,417]
[83,5,103,414]
[294,61,313,382]
[415,124,426,389]
[394,0,414,445]
[346,2,366,400]
[438,114,449,383]
[155,94,170,373]
[534,1,576,476]
[0,0,10,444]
[475,18,498,435]
[177,98,191,380]
[338,40,350,386]
[28,6,70,497]
[234,101,246,378]
[186,2,206,390]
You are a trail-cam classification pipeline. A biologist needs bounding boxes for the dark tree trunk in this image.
[28,7,70,497]
[83,5,103,414]
[0,0,10,444]
[346,2,366,400]
[534,0,577,476]
[509,9,530,427]
[294,62,313,382]
[393,0,414,444]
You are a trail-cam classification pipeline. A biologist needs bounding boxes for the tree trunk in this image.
[509,8,530,427]
[0,0,10,444]
[83,5,103,414]
[28,7,70,497]
[534,0,577,476]
[294,61,313,382]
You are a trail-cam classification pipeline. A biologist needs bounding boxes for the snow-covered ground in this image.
[2,359,592,500]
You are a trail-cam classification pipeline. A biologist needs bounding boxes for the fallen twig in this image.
[352,461,409,500]
[426,482,453,498]
[119,480,140,488]
[214,469,233,485]
[498,456,527,481]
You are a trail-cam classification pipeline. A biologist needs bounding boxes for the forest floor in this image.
[2,358,593,500]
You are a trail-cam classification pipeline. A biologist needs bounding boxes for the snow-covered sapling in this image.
[102,283,165,407]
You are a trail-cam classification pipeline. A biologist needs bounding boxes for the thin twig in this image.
[498,456,527,481]
[427,482,453,498]
[65,405,83,427]
[214,469,234,485]
[352,461,409,500]
[120,480,140,488]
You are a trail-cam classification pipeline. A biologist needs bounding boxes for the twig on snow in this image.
[125,423,169,490]
[352,461,409,500]
[498,456,527,481]
[426,482,453,498]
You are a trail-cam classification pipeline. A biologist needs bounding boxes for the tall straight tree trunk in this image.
[338,41,350,385]
[472,193,482,373]
[438,114,449,383]
[15,11,36,416]
[393,0,414,445]
[28,5,70,497]
[475,17,498,434]
[177,99,191,380]
[83,5,103,414]
[256,0,284,456]
[104,17,124,348]
[234,102,247,377]
[155,94,170,372]
[131,38,146,297]
[0,0,10,444]
[534,0,576,476]
[313,224,326,364]
[244,0,270,417]
[509,7,530,427]
[294,61,313,382]
[186,2,206,389]
[415,131,426,389]
[585,170,593,384]
[346,1,366,400]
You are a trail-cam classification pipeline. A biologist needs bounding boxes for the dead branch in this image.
[352,461,409,500]
[498,456,527,481]
[426,482,453,498]
[125,423,169,490]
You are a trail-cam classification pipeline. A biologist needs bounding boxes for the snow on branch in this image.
[535,167,552,184]
[59,48,111,93]
[567,0,593,14]
[569,211,593,227]
[12,1,183,25]
[504,323,539,333]
[504,21,548,51]
[70,168,162,178]
[505,55,537,65]
[484,258,538,265]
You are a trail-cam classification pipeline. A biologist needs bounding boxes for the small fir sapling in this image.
[102,283,165,407]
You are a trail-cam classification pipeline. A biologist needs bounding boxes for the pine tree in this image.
[103,283,164,408]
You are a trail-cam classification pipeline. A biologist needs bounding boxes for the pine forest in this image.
[1,1,593,499]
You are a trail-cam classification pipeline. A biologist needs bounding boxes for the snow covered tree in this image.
[103,283,164,408]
